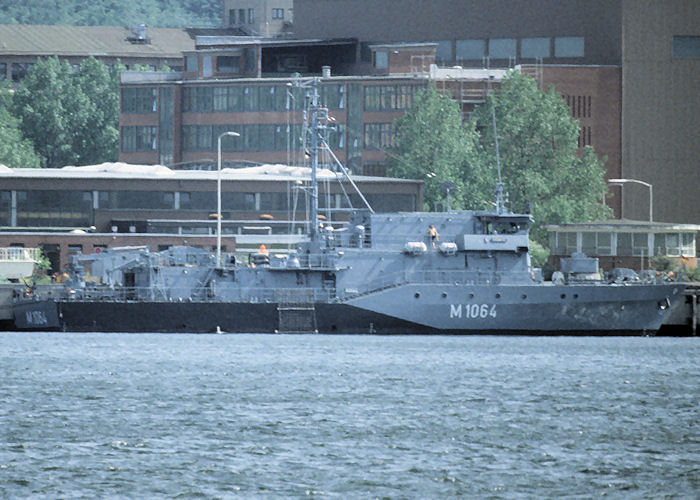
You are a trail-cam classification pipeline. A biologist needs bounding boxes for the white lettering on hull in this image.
[25,310,48,326]
[450,304,497,319]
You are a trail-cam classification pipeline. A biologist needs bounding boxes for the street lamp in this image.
[217,131,240,267]
[608,178,653,222]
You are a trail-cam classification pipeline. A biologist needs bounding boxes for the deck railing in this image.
[0,248,40,262]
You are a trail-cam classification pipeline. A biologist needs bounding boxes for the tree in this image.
[11,57,121,168]
[0,0,220,27]
[72,58,121,165]
[0,103,41,169]
[388,85,482,211]
[471,71,611,243]
[11,57,84,167]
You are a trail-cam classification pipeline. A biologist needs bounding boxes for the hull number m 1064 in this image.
[450,304,497,319]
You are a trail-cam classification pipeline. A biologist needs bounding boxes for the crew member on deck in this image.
[427,224,439,248]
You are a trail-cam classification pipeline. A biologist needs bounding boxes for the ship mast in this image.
[292,76,373,241]
[308,80,321,240]
[491,103,506,214]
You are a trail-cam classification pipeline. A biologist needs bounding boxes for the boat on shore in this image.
[11,79,685,334]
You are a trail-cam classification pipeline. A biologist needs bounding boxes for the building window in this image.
[581,232,612,256]
[259,85,287,111]
[489,39,516,59]
[272,8,284,19]
[456,39,485,61]
[364,84,423,111]
[121,87,157,113]
[216,56,240,74]
[521,37,550,58]
[578,126,592,148]
[654,233,695,257]
[15,190,92,227]
[0,191,10,225]
[374,51,388,70]
[185,55,197,73]
[551,232,577,255]
[565,95,592,118]
[11,62,33,82]
[121,126,157,152]
[616,232,633,256]
[435,40,453,64]
[320,84,345,110]
[555,37,584,58]
[228,9,236,26]
[0,62,6,81]
[673,36,700,58]
[248,8,255,24]
[202,55,213,77]
[99,191,174,210]
[364,123,395,150]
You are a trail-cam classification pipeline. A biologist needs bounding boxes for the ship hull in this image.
[12,283,684,335]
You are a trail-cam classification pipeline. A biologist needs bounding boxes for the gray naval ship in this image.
[13,79,684,334]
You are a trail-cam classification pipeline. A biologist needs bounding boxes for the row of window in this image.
[364,123,395,150]
[121,126,157,152]
[229,8,255,25]
[565,95,592,118]
[364,84,423,111]
[181,123,345,152]
[430,36,585,64]
[0,62,33,82]
[124,83,424,115]
[181,84,345,113]
[121,88,157,113]
[551,231,696,257]
[1,190,416,226]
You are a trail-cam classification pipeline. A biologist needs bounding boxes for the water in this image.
[1,334,698,498]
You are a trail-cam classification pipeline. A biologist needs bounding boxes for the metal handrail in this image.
[0,247,40,262]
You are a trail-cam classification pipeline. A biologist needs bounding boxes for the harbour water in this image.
[1,333,698,498]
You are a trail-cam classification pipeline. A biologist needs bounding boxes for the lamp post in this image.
[608,178,653,222]
[217,131,240,267]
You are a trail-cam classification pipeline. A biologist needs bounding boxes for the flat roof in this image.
[0,162,421,185]
[546,219,700,232]
[193,36,357,49]
[0,24,194,59]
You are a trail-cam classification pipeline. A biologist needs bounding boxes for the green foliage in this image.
[650,256,699,282]
[471,71,612,244]
[0,93,41,168]
[389,86,482,211]
[528,240,551,269]
[11,57,121,168]
[391,72,611,246]
[31,250,53,281]
[650,255,674,272]
[0,0,221,27]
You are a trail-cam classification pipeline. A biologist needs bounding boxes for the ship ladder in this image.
[276,289,318,333]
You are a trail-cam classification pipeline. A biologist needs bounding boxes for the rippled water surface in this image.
[1,333,698,498]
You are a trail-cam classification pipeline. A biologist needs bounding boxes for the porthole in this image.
[521,294,527,300]
[414,292,420,299]
[560,294,566,299]
[495,293,501,299]
[441,292,447,298]
[468,293,474,299]
[573,293,579,299]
